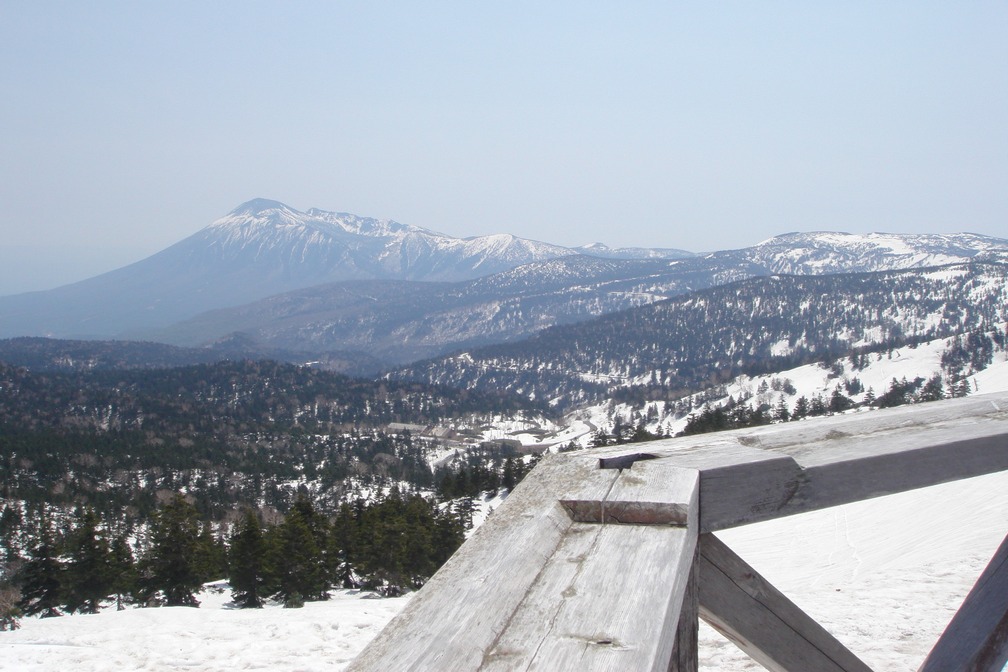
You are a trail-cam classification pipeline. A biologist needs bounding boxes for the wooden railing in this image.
[348,393,1008,671]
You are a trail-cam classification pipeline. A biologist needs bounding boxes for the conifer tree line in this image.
[0,487,468,625]
[433,446,540,500]
[678,370,970,437]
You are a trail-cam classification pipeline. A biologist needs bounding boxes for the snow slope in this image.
[0,587,409,671]
[3,468,1007,670]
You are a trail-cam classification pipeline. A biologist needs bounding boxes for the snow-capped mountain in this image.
[136,232,1008,368]
[729,231,1008,274]
[0,200,575,338]
[207,199,574,282]
[1,199,1006,347]
[574,242,694,260]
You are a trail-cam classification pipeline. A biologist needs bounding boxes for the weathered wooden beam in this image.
[918,530,1008,672]
[482,520,697,670]
[350,394,1008,670]
[561,459,697,526]
[348,455,701,671]
[583,393,1008,531]
[346,454,612,671]
[697,533,874,672]
[669,542,699,672]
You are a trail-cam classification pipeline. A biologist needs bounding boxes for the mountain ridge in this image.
[387,261,1008,408]
[133,230,1008,367]
[2,198,1006,357]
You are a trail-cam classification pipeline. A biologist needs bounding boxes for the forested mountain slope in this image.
[390,263,1008,408]
[0,359,544,516]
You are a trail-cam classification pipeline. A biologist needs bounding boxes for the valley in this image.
[2,201,1008,661]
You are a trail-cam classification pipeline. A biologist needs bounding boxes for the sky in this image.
[1,2,1006,295]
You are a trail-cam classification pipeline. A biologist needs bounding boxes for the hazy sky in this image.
[2,2,1006,294]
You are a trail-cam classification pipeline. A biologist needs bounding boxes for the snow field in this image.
[1,588,410,672]
[4,471,1007,671]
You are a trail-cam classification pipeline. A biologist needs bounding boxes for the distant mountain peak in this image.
[228,198,294,216]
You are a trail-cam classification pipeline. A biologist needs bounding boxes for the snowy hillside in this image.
[574,241,694,260]
[3,461,1006,670]
[738,231,1008,275]
[392,262,1008,409]
[565,329,1008,444]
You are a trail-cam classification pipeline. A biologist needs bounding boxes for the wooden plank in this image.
[696,448,804,532]
[556,455,624,528]
[576,393,1008,531]
[562,458,698,526]
[351,394,1008,670]
[346,453,617,671]
[698,533,874,672]
[668,541,698,672]
[484,470,699,671]
[918,531,1008,672]
[604,461,697,526]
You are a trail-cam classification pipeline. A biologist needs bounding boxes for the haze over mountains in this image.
[1,198,1006,373]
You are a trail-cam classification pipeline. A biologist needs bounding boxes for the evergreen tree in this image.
[328,502,359,589]
[501,457,517,491]
[63,507,114,614]
[0,505,22,562]
[918,374,945,402]
[630,420,655,443]
[774,397,790,422]
[193,522,228,583]
[269,507,326,605]
[141,494,202,607]
[108,532,136,610]
[829,387,854,414]
[228,510,267,608]
[18,515,63,617]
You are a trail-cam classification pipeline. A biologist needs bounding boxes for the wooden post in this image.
[918,531,1008,672]
[348,456,700,671]
[347,393,1008,671]
[698,533,873,672]
[668,541,698,672]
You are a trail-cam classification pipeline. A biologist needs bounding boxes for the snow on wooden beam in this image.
[698,533,874,672]
[918,531,1008,672]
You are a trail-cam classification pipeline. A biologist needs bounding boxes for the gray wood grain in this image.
[562,460,698,526]
[581,392,1008,531]
[346,454,613,671]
